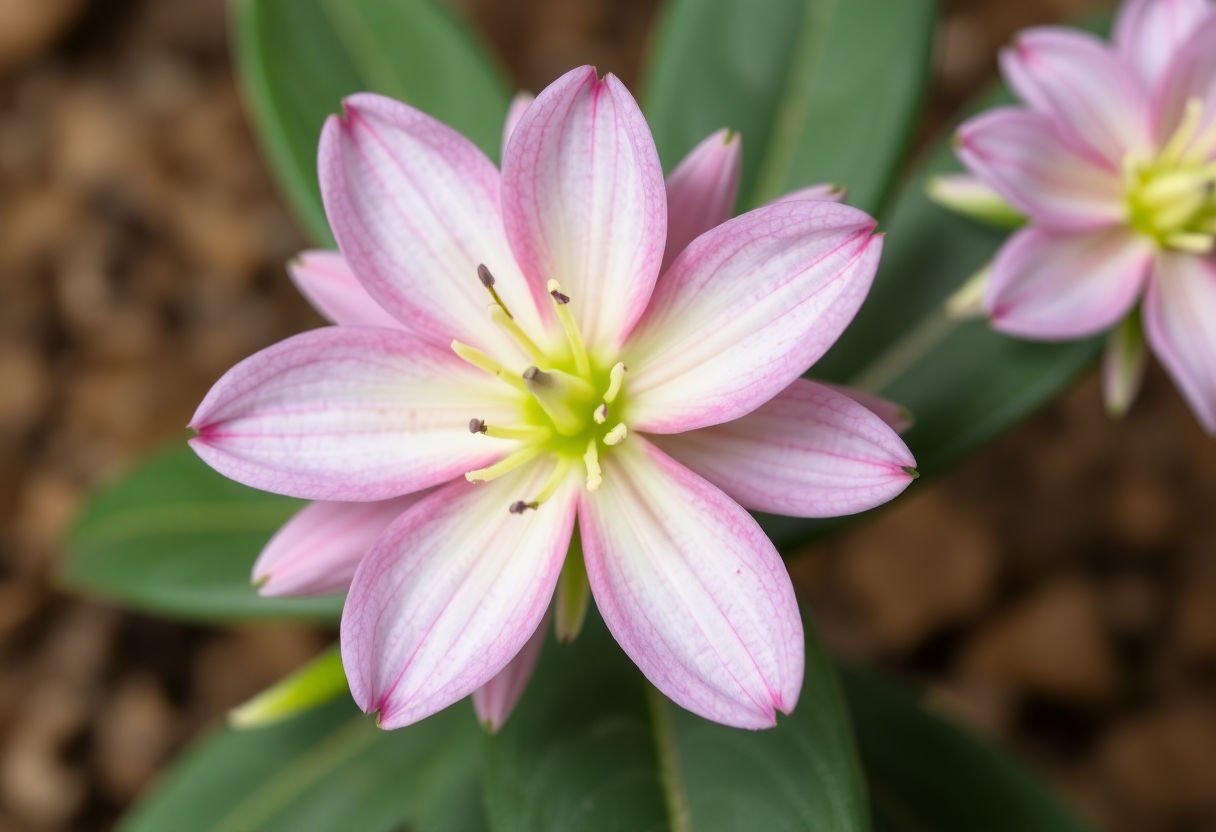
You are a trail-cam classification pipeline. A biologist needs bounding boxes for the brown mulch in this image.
[0,1,1212,830]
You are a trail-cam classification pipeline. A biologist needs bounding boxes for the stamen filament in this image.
[1164,232,1215,253]
[1161,98,1203,163]
[523,366,596,436]
[489,306,547,364]
[603,423,628,446]
[509,458,575,513]
[603,362,626,404]
[548,279,592,377]
[451,341,527,392]
[477,264,514,319]
[470,419,551,441]
[583,440,603,492]
[465,446,541,483]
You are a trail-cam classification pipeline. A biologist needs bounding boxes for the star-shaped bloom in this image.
[954,0,1216,432]
[190,66,915,731]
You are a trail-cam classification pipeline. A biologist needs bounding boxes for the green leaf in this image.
[230,646,348,728]
[122,699,487,832]
[642,0,936,212]
[61,444,340,622]
[232,0,509,244]
[484,612,867,832]
[842,667,1092,832]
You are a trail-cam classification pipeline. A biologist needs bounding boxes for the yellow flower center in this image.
[1124,98,1216,254]
[452,266,628,512]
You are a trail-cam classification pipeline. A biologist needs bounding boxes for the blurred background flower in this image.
[0,0,1212,830]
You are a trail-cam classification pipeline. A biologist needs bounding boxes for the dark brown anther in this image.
[468,418,487,434]
[477,264,495,287]
[549,288,571,305]
[522,366,549,384]
[509,500,536,514]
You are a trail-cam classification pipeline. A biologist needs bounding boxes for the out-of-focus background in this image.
[0,0,1213,829]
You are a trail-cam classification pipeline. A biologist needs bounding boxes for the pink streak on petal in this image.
[254,494,424,597]
[188,326,517,501]
[1155,13,1216,139]
[624,200,881,434]
[823,383,913,434]
[501,66,667,351]
[472,610,548,733]
[662,128,742,272]
[956,107,1125,231]
[1114,0,1212,94]
[999,27,1154,164]
[319,93,547,356]
[288,250,402,329]
[501,92,535,155]
[769,183,847,204]
[652,379,916,518]
[341,465,577,730]
[579,438,803,730]
[985,227,1153,340]
[1143,253,1216,435]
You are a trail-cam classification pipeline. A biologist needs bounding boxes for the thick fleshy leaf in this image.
[1102,313,1147,418]
[843,667,1093,832]
[1143,253,1216,434]
[341,465,578,729]
[189,326,518,502]
[120,699,487,832]
[578,439,802,729]
[653,379,916,518]
[319,93,546,355]
[1114,0,1213,93]
[232,0,509,244]
[501,66,667,352]
[253,495,422,597]
[484,609,866,832]
[1155,13,1216,137]
[288,250,400,328]
[999,27,1153,163]
[662,128,742,271]
[956,107,1124,231]
[985,227,1152,340]
[62,446,335,621]
[642,0,935,213]
[472,613,549,733]
[625,200,880,433]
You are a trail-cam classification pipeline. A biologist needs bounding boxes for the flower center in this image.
[452,265,629,512]
[1124,98,1216,254]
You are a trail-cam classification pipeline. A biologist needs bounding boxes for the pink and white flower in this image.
[954,0,1216,433]
[190,67,915,732]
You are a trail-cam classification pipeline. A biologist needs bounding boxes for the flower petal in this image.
[825,384,914,434]
[1000,27,1153,163]
[288,250,402,329]
[770,184,847,204]
[652,379,916,518]
[663,129,742,272]
[501,66,667,351]
[319,93,547,356]
[956,108,1125,230]
[189,327,518,501]
[985,227,1153,340]
[502,92,534,154]
[253,495,423,597]
[1156,13,1216,138]
[1114,0,1212,93]
[1144,253,1216,434]
[341,464,578,729]
[624,200,881,433]
[579,438,803,729]
[472,611,548,733]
